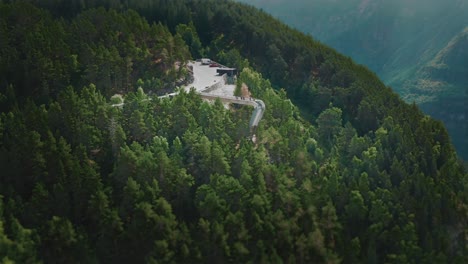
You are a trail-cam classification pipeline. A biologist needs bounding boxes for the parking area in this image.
[184,61,224,92]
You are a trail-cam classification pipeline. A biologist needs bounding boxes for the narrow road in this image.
[198,92,265,130]
[113,61,265,132]
[186,61,265,131]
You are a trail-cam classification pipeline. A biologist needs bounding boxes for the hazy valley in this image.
[239,0,468,159]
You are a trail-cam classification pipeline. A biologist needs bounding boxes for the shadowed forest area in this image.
[0,1,467,263]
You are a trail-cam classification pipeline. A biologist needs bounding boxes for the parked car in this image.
[209,63,220,67]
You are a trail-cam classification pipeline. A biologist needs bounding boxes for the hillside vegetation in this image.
[238,0,468,86]
[238,0,468,160]
[0,0,467,263]
[404,27,468,159]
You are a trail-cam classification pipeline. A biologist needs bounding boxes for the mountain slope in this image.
[406,27,468,159]
[0,0,467,262]
[404,26,468,100]
[236,0,468,160]
[237,0,468,85]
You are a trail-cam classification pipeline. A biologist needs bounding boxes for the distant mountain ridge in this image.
[412,27,468,159]
[237,0,467,86]
[237,0,468,159]
[404,26,468,102]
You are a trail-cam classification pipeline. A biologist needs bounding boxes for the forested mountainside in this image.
[1,0,467,263]
[406,27,468,160]
[237,0,468,160]
[236,0,468,87]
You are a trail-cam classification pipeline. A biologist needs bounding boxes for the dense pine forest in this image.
[0,0,467,263]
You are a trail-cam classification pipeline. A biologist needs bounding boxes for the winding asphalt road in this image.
[113,61,265,132]
[188,61,265,131]
[198,92,265,130]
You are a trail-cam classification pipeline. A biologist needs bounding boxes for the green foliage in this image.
[0,1,466,263]
[239,0,468,160]
[217,48,250,72]
[176,22,204,59]
[317,106,343,147]
[0,198,39,263]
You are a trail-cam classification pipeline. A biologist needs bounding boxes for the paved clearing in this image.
[182,61,264,132]
[184,61,235,96]
[112,61,265,135]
